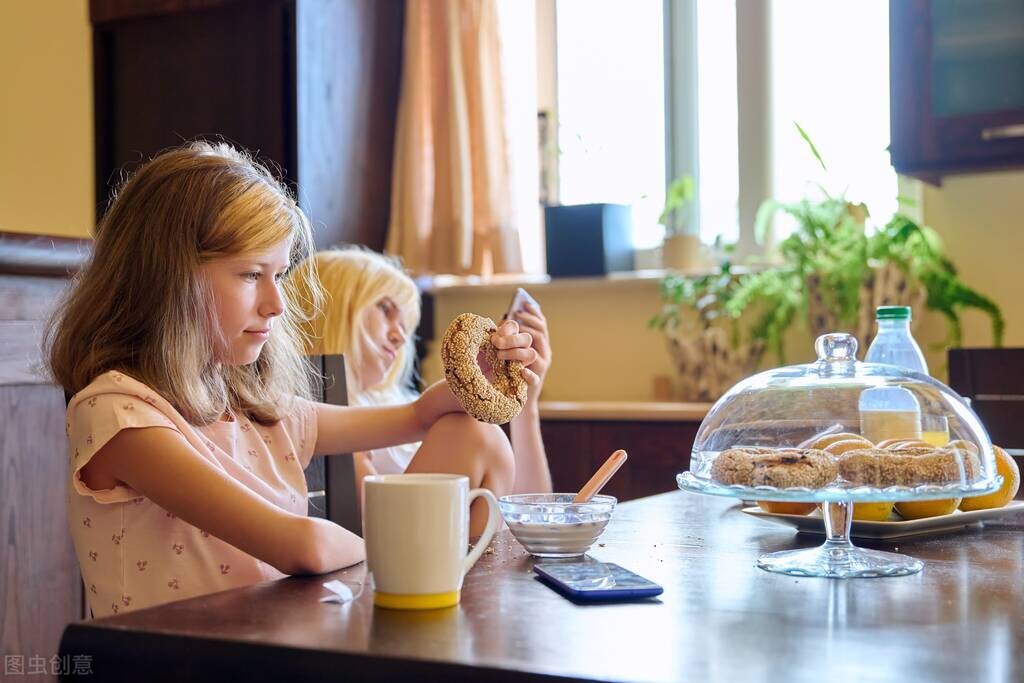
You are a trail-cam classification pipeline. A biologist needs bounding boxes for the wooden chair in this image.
[304,354,361,533]
[948,348,1024,450]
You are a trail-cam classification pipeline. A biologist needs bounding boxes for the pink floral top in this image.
[66,371,317,618]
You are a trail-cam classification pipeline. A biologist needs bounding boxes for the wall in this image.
[918,172,1024,374]
[421,278,674,402]
[0,1,93,238]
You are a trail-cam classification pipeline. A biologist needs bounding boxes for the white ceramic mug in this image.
[363,473,502,609]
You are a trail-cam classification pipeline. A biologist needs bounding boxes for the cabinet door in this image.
[539,421,593,494]
[891,0,1024,178]
[590,422,695,501]
[93,0,294,215]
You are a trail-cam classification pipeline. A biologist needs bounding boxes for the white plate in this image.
[741,501,1024,540]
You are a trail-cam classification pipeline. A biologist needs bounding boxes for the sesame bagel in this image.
[710,447,838,488]
[441,313,527,424]
[838,447,976,487]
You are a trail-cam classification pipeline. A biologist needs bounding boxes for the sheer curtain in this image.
[386,0,524,276]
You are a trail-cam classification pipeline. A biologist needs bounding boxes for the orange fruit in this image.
[852,502,894,521]
[757,501,817,515]
[895,498,961,519]
[959,445,1020,511]
[809,432,867,450]
[890,440,934,451]
[824,438,874,456]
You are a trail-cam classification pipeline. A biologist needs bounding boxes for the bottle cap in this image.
[876,305,911,321]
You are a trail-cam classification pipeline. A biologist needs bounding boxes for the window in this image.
[554,0,666,250]
[543,0,898,256]
[696,0,739,245]
[768,0,897,240]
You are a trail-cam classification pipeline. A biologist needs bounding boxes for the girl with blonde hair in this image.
[302,248,553,504]
[46,141,536,618]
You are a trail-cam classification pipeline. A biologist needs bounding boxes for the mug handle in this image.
[462,488,502,577]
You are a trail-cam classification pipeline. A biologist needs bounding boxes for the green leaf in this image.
[795,121,827,172]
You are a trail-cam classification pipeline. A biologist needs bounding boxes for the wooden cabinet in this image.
[541,419,698,501]
[891,0,1024,181]
[91,0,404,249]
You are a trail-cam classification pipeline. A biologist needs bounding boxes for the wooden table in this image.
[59,492,1024,682]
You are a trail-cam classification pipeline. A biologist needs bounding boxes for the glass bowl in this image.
[677,332,1001,578]
[498,494,616,558]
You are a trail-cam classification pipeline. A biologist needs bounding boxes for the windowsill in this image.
[538,400,711,422]
[416,265,761,295]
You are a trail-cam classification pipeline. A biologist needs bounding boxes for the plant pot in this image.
[806,263,926,353]
[665,327,764,402]
[661,234,703,271]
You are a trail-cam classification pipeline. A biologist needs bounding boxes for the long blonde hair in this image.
[46,140,324,425]
[297,247,420,401]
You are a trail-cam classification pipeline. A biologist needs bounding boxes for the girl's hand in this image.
[508,301,551,396]
[484,319,538,381]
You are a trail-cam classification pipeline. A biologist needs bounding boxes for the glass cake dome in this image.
[677,333,1001,578]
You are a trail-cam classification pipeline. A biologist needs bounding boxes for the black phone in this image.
[504,287,539,321]
[534,561,663,603]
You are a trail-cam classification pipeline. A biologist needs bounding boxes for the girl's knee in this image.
[427,414,514,483]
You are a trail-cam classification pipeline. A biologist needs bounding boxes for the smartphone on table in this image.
[504,287,539,322]
[534,561,663,603]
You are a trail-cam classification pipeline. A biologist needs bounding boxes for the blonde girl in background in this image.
[46,141,536,617]
[300,248,554,508]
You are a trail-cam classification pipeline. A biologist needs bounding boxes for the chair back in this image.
[304,354,361,532]
[949,348,1024,450]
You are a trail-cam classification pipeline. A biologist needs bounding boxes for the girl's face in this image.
[202,240,291,366]
[356,296,407,391]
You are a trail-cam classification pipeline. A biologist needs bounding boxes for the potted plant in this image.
[728,124,1003,362]
[649,258,765,401]
[726,199,1004,362]
[651,126,1004,399]
[659,175,703,271]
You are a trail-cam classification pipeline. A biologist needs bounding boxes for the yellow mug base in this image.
[374,590,460,610]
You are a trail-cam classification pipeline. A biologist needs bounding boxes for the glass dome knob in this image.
[815,333,858,363]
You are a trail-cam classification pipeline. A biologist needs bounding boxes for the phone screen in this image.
[505,287,539,320]
[534,561,663,602]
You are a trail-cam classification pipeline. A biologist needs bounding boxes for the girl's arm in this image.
[312,378,462,456]
[508,301,553,493]
[84,426,364,575]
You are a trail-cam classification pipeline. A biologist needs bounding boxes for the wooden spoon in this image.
[573,449,628,503]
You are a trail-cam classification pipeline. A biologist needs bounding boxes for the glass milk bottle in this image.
[859,306,926,443]
[864,306,928,374]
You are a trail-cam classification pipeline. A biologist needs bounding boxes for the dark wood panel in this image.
[539,421,592,494]
[1,385,84,663]
[93,0,292,217]
[0,233,89,278]
[949,347,1024,397]
[948,348,1024,449]
[590,421,695,501]
[295,0,405,250]
[91,0,246,24]
[92,0,403,250]
[890,0,1024,180]
[58,493,1024,682]
[540,420,699,502]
